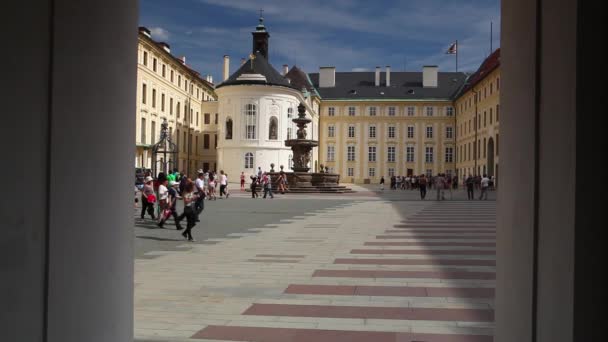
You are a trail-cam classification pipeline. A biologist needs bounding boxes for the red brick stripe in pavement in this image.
[285,284,495,298]
[334,258,496,266]
[364,241,496,247]
[350,249,495,255]
[395,224,495,228]
[192,325,493,342]
[389,229,496,233]
[242,303,494,322]
[312,269,496,280]
[383,230,496,235]
[376,235,495,240]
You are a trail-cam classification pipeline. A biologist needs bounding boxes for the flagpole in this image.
[456,40,458,72]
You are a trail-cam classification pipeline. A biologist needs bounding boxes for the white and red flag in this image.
[446,41,458,54]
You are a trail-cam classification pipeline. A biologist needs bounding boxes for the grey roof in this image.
[216,51,298,90]
[308,71,468,100]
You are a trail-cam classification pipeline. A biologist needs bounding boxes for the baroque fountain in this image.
[276,102,353,193]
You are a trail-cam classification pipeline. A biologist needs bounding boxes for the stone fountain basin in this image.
[284,139,319,148]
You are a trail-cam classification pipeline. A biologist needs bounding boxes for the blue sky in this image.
[140,0,500,82]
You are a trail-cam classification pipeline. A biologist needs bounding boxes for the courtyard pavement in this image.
[134,185,497,342]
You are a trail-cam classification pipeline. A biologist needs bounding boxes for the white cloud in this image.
[150,27,170,41]
[352,68,371,72]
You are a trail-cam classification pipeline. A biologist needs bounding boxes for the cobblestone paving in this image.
[134,186,496,341]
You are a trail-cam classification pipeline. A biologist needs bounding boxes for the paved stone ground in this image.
[134,185,496,341]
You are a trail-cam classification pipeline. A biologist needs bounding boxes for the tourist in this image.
[277,171,286,194]
[257,167,263,179]
[224,173,230,198]
[250,174,259,198]
[240,172,246,191]
[262,173,274,199]
[140,176,156,220]
[157,181,182,230]
[466,174,475,200]
[435,173,446,201]
[180,180,199,242]
[207,172,217,200]
[219,170,228,198]
[156,178,169,227]
[194,172,206,220]
[479,174,490,200]
[418,174,427,200]
[380,176,385,190]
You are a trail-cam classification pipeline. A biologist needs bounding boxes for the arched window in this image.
[244,104,257,139]
[245,152,254,169]
[287,107,293,118]
[225,117,233,140]
[269,116,278,140]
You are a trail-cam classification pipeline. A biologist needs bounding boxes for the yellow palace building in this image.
[454,49,501,181]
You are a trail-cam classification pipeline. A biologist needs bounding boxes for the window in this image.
[176,102,180,118]
[204,113,210,124]
[483,138,487,157]
[406,146,415,162]
[225,118,233,139]
[244,104,257,139]
[388,107,396,116]
[140,118,146,144]
[388,126,396,138]
[497,77,500,90]
[141,83,147,104]
[203,134,210,149]
[496,134,499,155]
[327,146,335,161]
[368,168,376,177]
[496,104,500,121]
[287,107,294,118]
[169,98,173,115]
[328,125,335,138]
[215,113,218,124]
[183,131,186,152]
[490,83,493,94]
[195,136,199,154]
[407,106,415,116]
[425,146,434,163]
[446,126,453,139]
[426,126,433,139]
[368,126,376,138]
[269,116,278,140]
[348,106,356,116]
[347,146,356,161]
[368,107,377,116]
[184,79,188,91]
[407,126,414,138]
[170,70,174,82]
[490,108,493,124]
[445,147,454,163]
[388,168,395,177]
[244,152,254,169]
[162,64,166,77]
[151,89,156,108]
[287,127,292,139]
[446,107,454,116]
[368,146,377,162]
[387,146,396,162]
[151,121,156,143]
[178,75,181,87]
[426,106,434,116]
[328,107,335,116]
[348,125,355,138]
[161,94,165,111]
[143,51,148,66]
[347,168,354,177]
[152,58,157,72]
[484,111,487,127]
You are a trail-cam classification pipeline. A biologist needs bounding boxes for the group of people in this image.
[136,168,231,242]
[379,173,494,201]
[248,167,288,199]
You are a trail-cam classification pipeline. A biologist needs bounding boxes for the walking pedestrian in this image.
[207,173,217,200]
[219,170,228,198]
[156,178,169,227]
[250,175,259,198]
[479,174,490,200]
[180,180,199,242]
[140,176,156,220]
[466,174,475,200]
[419,174,427,200]
[380,176,385,190]
[262,173,274,199]
[240,172,246,191]
[277,171,286,194]
[435,173,446,200]
[158,181,183,230]
[194,172,206,220]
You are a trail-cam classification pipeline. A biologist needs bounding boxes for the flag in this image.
[446,42,457,54]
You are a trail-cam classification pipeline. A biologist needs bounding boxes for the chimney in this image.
[375,66,381,87]
[282,64,289,76]
[241,57,246,66]
[386,66,391,87]
[180,56,186,64]
[422,65,438,88]
[158,42,170,53]
[319,67,336,88]
[209,75,213,84]
[138,26,151,38]
[223,55,230,81]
